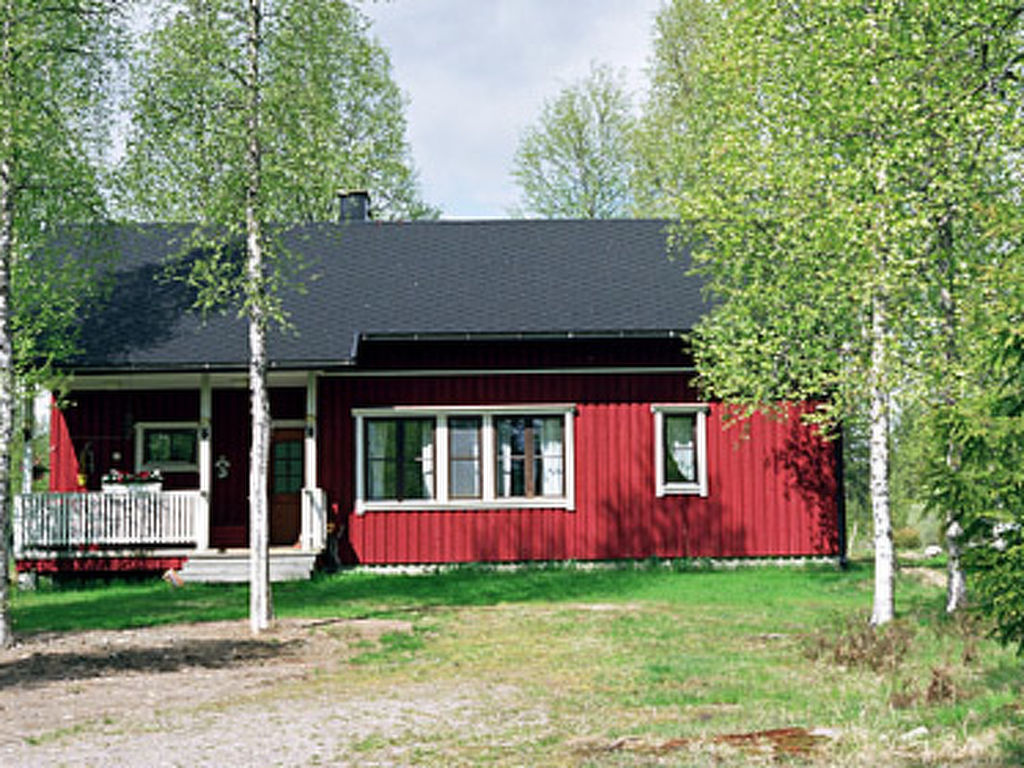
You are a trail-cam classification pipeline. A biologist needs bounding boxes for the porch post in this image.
[304,371,317,490]
[20,386,32,495]
[302,371,319,550]
[196,373,212,551]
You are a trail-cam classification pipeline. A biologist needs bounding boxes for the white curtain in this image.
[540,418,563,496]
[667,416,696,482]
[500,439,512,497]
[418,426,434,499]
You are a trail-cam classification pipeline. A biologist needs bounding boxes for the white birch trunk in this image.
[0,4,14,649]
[0,159,12,649]
[869,292,895,626]
[248,293,271,633]
[945,518,967,613]
[246,0,271,634]
[939,263,967,613]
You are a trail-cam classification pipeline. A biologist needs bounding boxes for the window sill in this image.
[138,463,198,474]
[656,483,708,498]
[356,498,575,514]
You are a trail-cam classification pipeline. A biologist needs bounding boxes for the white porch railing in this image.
[301,487,328,553]
[13,490,202,556]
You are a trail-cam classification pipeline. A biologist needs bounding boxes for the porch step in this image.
[180,550,317,583]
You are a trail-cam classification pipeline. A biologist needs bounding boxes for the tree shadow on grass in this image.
[0,637,299,691]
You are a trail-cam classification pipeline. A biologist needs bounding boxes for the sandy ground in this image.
[0,617,533,767]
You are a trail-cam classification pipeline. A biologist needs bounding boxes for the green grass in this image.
[11,560,874,635]
[10,560,1024,765]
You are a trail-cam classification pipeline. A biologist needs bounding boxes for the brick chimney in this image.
[338,190,371,222]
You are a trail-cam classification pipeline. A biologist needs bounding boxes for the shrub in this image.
[893,526,922,550]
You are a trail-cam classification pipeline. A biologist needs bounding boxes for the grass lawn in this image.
[10,560,1024,765]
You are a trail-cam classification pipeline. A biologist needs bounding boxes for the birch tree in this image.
[0,0,121,647]
[117,0,433,223]
[639,0,1024,624]
[119,0,433,633]
[511,62,636,218]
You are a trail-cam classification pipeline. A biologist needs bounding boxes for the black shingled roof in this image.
[71,219,706,371]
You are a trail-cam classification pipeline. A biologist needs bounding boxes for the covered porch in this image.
[14,370,329,579]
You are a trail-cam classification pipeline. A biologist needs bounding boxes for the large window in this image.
[652,405,709,497]
[135,422,199,472]
[354,406,575,512]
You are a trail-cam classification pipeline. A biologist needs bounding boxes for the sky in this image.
[363,0,666,219]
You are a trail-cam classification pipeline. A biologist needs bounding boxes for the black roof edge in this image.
[66,359,358,376]
[357,329,688,343]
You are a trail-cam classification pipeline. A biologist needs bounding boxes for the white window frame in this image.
[135,421,200,473]
[353,405,576,514]
[652,404,709,498]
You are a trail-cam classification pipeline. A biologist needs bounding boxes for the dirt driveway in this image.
[0,617,538,767]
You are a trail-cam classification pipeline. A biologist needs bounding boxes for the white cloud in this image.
[364,0,664,218]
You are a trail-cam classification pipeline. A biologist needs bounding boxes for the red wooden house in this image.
[14,196,843,579]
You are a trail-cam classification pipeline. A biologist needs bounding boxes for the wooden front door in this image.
[270,428,304,546]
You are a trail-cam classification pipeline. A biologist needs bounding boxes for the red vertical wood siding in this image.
[49,387,309,548]
[319,373,840,565]
[49,374,839,564]
[56,390,200,490]
[49,401,80,492]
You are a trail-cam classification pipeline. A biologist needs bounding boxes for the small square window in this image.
[665,414,697,484]
[653,406,708,497]
[136,423,199,472]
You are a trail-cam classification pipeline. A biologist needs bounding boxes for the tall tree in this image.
[118,0,434,633]
[0,0,121,647]
[511,62,636,218]
[639,0,1023,624]
[117,0,434,223]
[242,0,271,632]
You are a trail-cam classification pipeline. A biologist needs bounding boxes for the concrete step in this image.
[180,550,317,583]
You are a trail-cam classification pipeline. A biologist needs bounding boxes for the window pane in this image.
[145,432,170,462]
[451,460,480,497]
[367,420,396,461]
[665,414,697,483]
[143,428,197,466]
[402,420,434,500]
[368,459,395,500]
[366,418,434,501]
[495,416,564,499]
[273,440,303,494]
[496,417,524,497]
[537,417,564,496]
[449,417,481,498]
[450,417,480,458]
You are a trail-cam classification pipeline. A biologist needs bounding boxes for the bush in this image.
[893,527,922,550]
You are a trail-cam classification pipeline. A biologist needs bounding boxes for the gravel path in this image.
[0,618,538,766]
